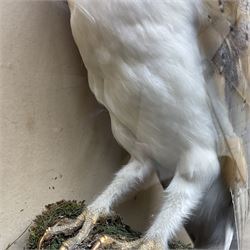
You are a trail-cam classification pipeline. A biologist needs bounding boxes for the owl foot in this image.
[38,208,101,249]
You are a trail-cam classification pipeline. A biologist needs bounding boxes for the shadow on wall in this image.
[0,1,162,249]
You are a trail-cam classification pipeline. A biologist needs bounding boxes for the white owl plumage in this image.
[41,1,241,249]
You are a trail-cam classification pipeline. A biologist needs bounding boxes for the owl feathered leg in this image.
[142,147,220,248]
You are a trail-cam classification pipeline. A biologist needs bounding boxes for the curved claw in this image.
[59,241,71,250]
[59,237,80,250]
[38,228,52,249]
[59,247,68,250]
[91,235,116,250]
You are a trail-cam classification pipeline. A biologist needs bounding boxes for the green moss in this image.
[27,200,192,249]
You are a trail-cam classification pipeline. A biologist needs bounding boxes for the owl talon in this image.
[91,235,118,249]
[38,228,52,250]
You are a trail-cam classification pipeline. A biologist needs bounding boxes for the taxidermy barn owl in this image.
[40,0,248,249]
